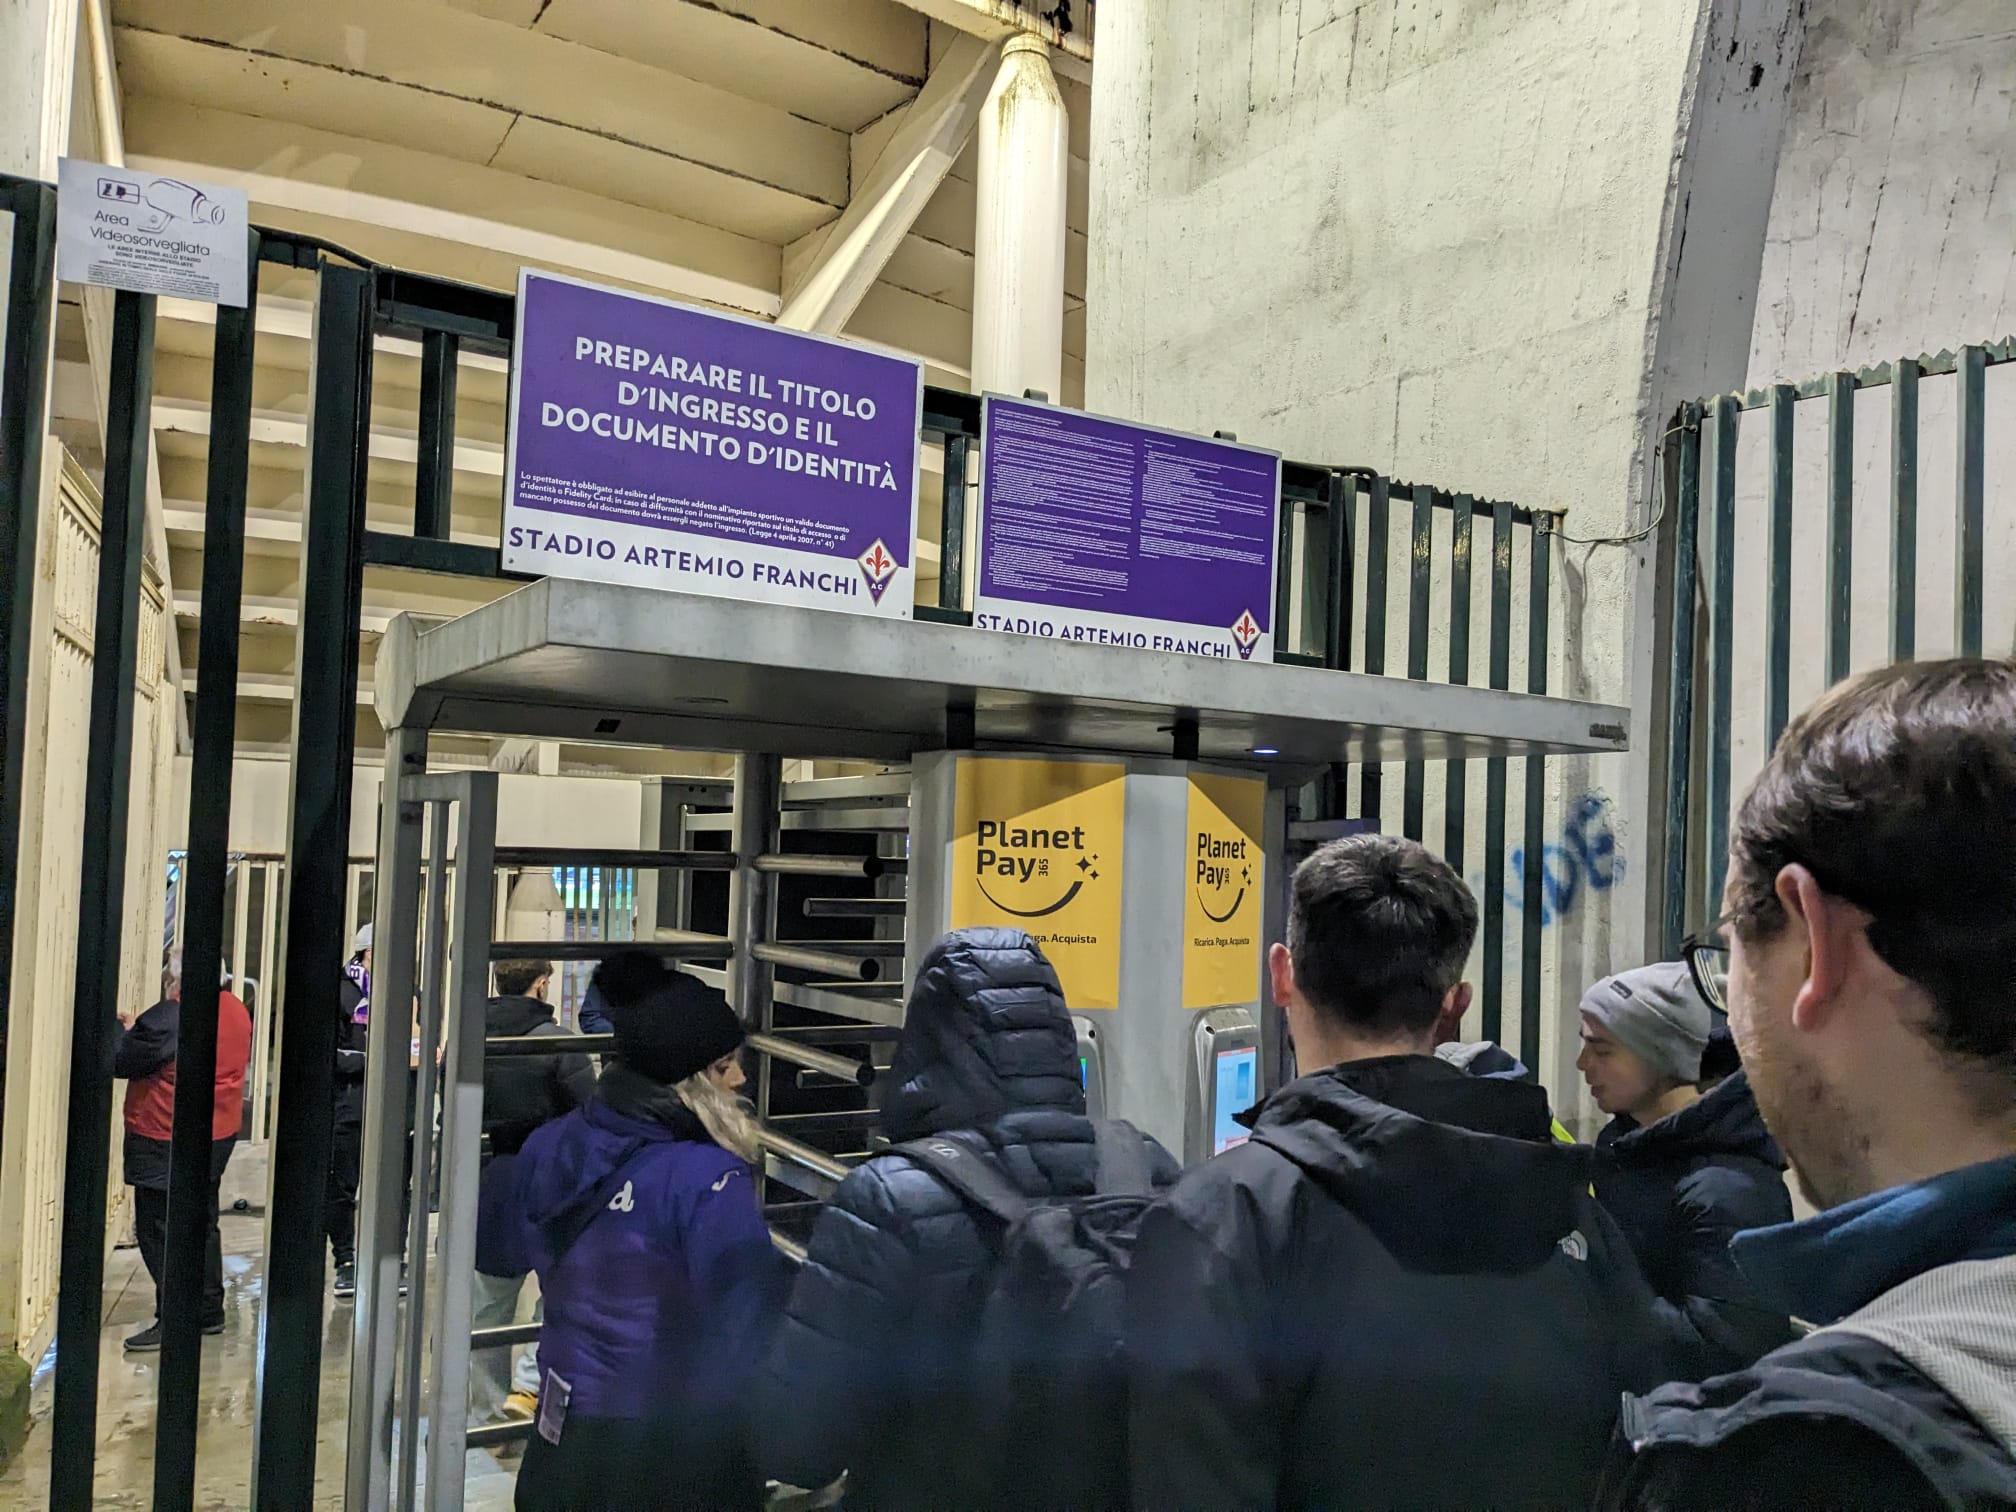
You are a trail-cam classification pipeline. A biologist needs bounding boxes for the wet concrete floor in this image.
[0,1152,522,1509]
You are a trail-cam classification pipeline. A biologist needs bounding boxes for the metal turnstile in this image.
[346,757,901,1510]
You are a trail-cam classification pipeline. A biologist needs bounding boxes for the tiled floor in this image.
[0,1151,523,1509]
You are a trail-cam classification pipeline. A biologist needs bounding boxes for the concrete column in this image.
[971,34,1068,401]
[0,0,79,181]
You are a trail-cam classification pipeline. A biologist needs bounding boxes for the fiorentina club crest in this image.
[858,539,898,604]
[1231,609,1262,661]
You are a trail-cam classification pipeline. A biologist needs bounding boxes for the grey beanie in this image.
[1578,960,1712,1085]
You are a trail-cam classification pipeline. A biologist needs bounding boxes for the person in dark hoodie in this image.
[753,927,1180,1510]
[1128,833,1661,1511]
[1578,961,1795,1377]
[470,958,595,1425]
[1600,659,2016,1511]
[487,951,791,1512]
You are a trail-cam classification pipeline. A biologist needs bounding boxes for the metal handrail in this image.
[753,853,906,879]
[748,1032,875,1088]
[488,935,731,961]
[751,942,882,981]
[757,1129,851,1184]
[493,846,736,871]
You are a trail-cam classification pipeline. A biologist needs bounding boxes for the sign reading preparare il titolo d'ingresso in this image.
[56,157,249,306]
[975,397,1282,662]
[503,270,924,617]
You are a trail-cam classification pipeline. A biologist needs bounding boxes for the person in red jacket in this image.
[116,948,254,1351]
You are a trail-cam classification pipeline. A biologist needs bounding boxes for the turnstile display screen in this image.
[1080,1055,1090,1089]
[1214,1046,1257,1154]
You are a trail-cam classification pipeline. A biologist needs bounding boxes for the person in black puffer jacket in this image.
[1580,962,1794,1378]
[752,927,1179,1511]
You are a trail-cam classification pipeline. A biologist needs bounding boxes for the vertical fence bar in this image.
[1481,502,1513,1042]
[1955,345,1985,657]
[50,289,158,1511]
[1825,372,1855,685]
[1705,396,1738,922]
[938,432,968,610]
[1518,517,1552,1076]
[1359,476,1389,821]
[155,231,261,1512]
[1402,485,1433,841]
[255,262,375,1509]
[0,181,57,1091]
[1443,496,1473,868]
[1321,471,1355,820]
[1323,473,1354,669]
[1661,410,1703,958]
[1890,360,1918,662]
[1765,385,1795,745]
[413,328,458,540]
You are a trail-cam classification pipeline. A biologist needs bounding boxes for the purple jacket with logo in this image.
[492,1065,791,1453]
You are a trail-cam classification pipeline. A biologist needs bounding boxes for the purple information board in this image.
[975,397,1281,661]
[503,270,923,617]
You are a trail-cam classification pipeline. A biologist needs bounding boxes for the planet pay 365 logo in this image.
[1195,829,1252,922]
[975,818,1099,917]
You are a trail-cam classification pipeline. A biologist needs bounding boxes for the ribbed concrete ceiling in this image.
[49,0,1092,771]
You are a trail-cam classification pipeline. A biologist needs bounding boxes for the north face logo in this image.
[1558,1229,1588,1261]
[608,1180,635,1213]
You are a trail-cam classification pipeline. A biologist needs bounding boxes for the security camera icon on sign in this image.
[98,174,227,235]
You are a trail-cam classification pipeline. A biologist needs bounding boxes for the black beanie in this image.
[592,950,745,1085]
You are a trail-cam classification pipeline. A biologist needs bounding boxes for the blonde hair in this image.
[675,1067,762,1166]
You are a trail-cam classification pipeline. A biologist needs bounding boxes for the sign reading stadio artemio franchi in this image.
[502,270,924,618]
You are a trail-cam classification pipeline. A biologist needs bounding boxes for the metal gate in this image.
[0,164,1572,1507]
[1659,338,2016,954]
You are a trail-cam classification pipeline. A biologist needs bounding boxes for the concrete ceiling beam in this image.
[780,33,1001,335]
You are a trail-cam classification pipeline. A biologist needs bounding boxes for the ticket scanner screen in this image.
[1189,1007,1262,1164]
[1213,1046,1258,1154]
[1074,1016,1107,1122]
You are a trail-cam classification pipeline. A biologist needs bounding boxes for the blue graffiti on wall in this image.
[1476,792,1622,927]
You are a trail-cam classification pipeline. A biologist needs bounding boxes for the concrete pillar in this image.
[0,0,79,181]
[971,34,1068,401]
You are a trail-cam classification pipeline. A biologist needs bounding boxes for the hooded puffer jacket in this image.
[1127,1055,1671,1512]
[1594,1069,1796,1378]
[752,928,1178,1511]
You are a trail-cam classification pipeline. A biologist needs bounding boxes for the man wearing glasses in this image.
[1601,658,2016,1510]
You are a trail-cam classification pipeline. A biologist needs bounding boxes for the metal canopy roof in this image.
[376,578,1630,769]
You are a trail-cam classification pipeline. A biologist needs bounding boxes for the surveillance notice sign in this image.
[56,158,248,306]
[504,270,924,618]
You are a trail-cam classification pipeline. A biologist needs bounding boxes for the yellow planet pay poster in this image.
[950,758,1125,1010]
[1184,772,1267,1009]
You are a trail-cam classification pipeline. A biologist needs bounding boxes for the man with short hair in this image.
[1128,834,1657,1510]
[1602,658,2016,1509]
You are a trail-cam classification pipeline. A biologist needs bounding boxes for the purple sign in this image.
[503,270,923,616]
[975,397,1281,661]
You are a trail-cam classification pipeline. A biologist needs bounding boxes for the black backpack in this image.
[890,1120,1157,1512]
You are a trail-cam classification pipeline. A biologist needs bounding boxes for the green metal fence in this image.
[1662,339,2015,955]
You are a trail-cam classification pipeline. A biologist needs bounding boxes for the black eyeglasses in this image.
[1682,917,1732,1014]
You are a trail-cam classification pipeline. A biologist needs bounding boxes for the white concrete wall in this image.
[1749,0,2016,384]
[162,756,649,856]
[1710,0,2016,877]
[1086,0,1799,1119]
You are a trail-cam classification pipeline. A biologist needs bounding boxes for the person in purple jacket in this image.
[488,952,792,1511]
